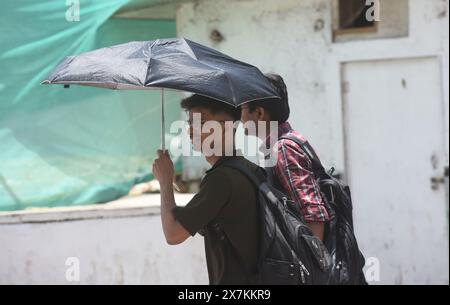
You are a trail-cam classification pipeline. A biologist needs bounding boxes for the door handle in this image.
[431,166,449,190]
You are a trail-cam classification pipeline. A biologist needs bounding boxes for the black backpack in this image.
[277,135,367,285]
[218,158,333,285]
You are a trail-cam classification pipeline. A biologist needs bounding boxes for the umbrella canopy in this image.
[42,38,280,150]
[41,37,280,106]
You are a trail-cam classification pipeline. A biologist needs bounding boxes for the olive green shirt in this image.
[172,156,263,285]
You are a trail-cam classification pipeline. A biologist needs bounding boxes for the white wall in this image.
[0,195,208,285]
[178,0,340,171]
[177,0,449,174]
[176,0,449,284]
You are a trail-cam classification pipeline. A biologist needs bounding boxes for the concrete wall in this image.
[0,194,208,285]
[176,0,449,284]
[177,0,449,174]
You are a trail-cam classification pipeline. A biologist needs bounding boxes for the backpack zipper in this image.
[299,266,305,284]
[298,260,310,284]
[282,196,288,207]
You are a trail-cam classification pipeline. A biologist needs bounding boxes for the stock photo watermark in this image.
[167,114,280,167]
[62,255,381,284]
[65,257,80,282]
[364,257,381,283]
[66,0,80,22]
[366,0,381,22]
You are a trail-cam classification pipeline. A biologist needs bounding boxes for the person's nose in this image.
[240,111,247,122]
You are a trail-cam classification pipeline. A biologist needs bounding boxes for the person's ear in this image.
[256,106,265,121]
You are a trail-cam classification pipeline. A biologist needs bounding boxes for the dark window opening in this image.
[339,0,375,30]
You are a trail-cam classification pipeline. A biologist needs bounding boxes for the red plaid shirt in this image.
[264,122,329,222]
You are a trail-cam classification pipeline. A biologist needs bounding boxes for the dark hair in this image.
[246,73,290,123]
[180,94,241,121]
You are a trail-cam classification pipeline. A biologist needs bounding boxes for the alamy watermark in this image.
[65,257,80,282]
[65,0,80,22]
[364,256,381,283]
[167,114,280,167]
[365,0,381,22]
[63,255,381,283]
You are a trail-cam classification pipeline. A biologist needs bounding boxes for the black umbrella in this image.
[42,38,280,149]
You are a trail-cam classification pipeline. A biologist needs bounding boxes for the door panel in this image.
[342,57,448,284]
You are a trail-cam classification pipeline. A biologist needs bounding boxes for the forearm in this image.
[159,182,189,244]
[160,182,177,237]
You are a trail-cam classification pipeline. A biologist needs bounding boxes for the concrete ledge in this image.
[0,193,195,225]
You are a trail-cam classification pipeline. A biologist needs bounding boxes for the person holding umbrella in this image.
[152,94,264,285]
[240,74,330,241]
[42,38,281,284]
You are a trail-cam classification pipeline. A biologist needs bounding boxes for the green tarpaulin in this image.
[0,0,183,211]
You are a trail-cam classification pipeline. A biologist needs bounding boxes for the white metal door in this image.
[342,57,449,284]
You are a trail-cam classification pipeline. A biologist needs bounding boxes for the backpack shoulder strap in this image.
[212,158,273,280]
[222,158,279,205]
[279,135,326,174]
[222,158,262,186]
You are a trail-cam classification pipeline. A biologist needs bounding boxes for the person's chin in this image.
[244,128,255,136]
[190,141,202,152]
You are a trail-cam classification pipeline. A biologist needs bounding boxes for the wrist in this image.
[159,180,173,191]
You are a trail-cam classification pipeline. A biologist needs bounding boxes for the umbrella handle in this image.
[161,88,165,150]
[160,89,179,192]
